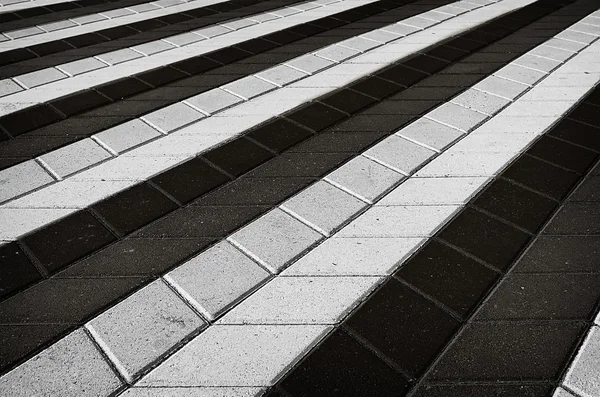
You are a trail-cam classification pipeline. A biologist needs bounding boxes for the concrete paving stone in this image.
[120,133,228,157]
[473,75,530,100]
[163,32,205,47]
[195,25,232,39]
[451,88,511,116]
[39,20,78,32]
[222,76,277,100]
[88,279,205,382]
[432,4,469,15]
[133,40,176,56]
[553,388,577,397]
[414,150,515,177]
[285,54,334,75]
[364,135,436,175]
[138,324,330,386]
[247,13,280,23]
[219,276,380,324]
[71,13,108,25]
[14,67,68,89]
[221,18,257,30]
[281,180,367,236]
[97,48,144,65]
[0,329,122,397]
[58,58,108,76]
[4,26,44,39]
[292,2,321,11]
[360,29,401,44]
[0,79,23,97]
[556,30,597,45]
[94,119,162,153]
[545,38,586,53]
[501,100,573,118]
[101,8,135,18]
[39,138,112,178]
[514,54,562,73]
[571,23,600,37]
[325,155,404,204]
[70,155,186,181]
[128,3,160,13]
[450,130,537,153]
[477,114,556,134]
[563,326,600,397]
[184,89,243,115]
[121,387,264,397]
[282,237,424,276]
[314,44,361,63]
[378,177,488,206]
[426,102,489,132]
[271,7,302,17]
[0,160,54,203]
[255,65,308,87]
[336,205,459,237]
[141,102,205,133]
[228,208,323,273]
[0,208,75,240]
[402,16,437,29]
[165,240,270,320]
[396,118,463,151]
[494,64,547,86]
[518,86,591,102]
[339,36,381,53]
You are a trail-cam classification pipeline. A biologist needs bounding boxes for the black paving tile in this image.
[395,240,498,319]
[247,119,313,153]
[444,37,488,52]
[438,207,531,272]
[476,273,600,320]
[403,55,450,74]
[234,38,279,54]
[49,90,111,117]
[93,183,178,236]
[501,154,580,200]
[285,103,347,132]
[349,77,404,100]
[514,236,600,273]
[57,238,213,277]
[345,279,460,378]
[568,102,600,127]
[321,89,378,115]
[362,100,437,116]
[128,19,168,32]
[543,202,600,235]
[29,41,75,57]
[569,176,600,201]
[528,136,599,174]
[0,105,63,136]
[246,152,352,178]
[473,179,558,233]
[64,33,107,48]
[584,87,600,107]
[280,329,410,397]
[132,205,265,238]
[262,30,305,45]
[0,243,41,301]
[25,115,125,137]
[172,56,221,75]
[0,135,81,161]
[96,77,152,101]
[206,47,252,64]
[331,113,413,133]
[137,67,188,87]
[413,384,552,397]
[203,139,274,177]
[0,324,73,373]
[0,277,145,324]
[21,211,116,274]
[428,321,583,381]
[288,131,386,153]
[195,176,314,206]
[439,62,504,75]
[97,26,139,40]
[150,157,230,204]
[375,64,428,87]
[549,118,600,152]
[425,45,469,63]
[0,49,36,67]
[390,86,463,101]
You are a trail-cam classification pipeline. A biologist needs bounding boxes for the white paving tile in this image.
[494,64,546,86]
[96,48,144,65]
[336,205,460,237]
[414,150,516,177]
[563,326,600,397]
[4,26,44,39]
[281,180,367,236]
[451,88,511,116]
[556,30,596,45]
[396,118,463,151]
[40,20,77,32]
[513,54,562,73]
[402,16,437,29]
[165,241,270,320]
[339,36,381,52]
[195,25,232,39]
[132,40,176,56]
[229,208,323,273]
[219,276,380,324]
[163,32,205,47]
[360,29,402,44]
[0,329,122,397]
[500,100,574,118]
[88,279,205,382]
[94,119,161,154]
[0,160,53,203]
[70,13,107,25]
[14,68,68,89]
[255,65,309,87]
[364,135,436,175]
[285,54,335,74]
[184,89,243,115]
[100,8,135,18]
[377,177,489,206]
[282,237,424,276]
[380,22,420,36]
[325,155,404,204]
[57,58,107,76]
[128,3,160,13]
[39,138,112,178]
[530,44,578,62]
[121,387,264,397]
[222,76,277,100]
[141,102,205,133]
[473,75,530,100]
[314,44,361,63]
[426,102,489,132]
[138,325,330,386]
[221,18,257,30]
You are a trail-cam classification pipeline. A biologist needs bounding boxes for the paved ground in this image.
[1,0,600,395]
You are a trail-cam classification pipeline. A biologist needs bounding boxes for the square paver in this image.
[0,329,122,397]
[474,75,530,100]
[132,40,175,56]
[166,241,270,320]
[396,118,463,151]
[314,45,361,63]
[339,37,380,52]
[14,68,68,89]
[195,25,232,38]
[141,102,205,133]
[378,177,488,206]
[451,89,511,116]
[39,138,112,178]
[381,23,420,36]
[514,54,561,73]
[337,205,459,237]
[185,89,243,115]
[218,276,380,324]
[365,135,436,175]
[57,58,107,76]
[87,279,205,382]
[414,150,514,177]
[71,14,107,25]
[40,20,77,32]
[494,64,546,86]
[0,160,54,203]
[255,65,308,87]
[229,208,323,273]
[94,119,161,154]
[281,180,367,236]
[283,237,424,276]
[222,76,277,100]
[97,48,144,65]
[0,79,23,97]
[163,32,205,47]
[325,155,404,203]
[530,45,574,62]
[4,26,44,39]
[426,103,489,132]
[285,54,334,75]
